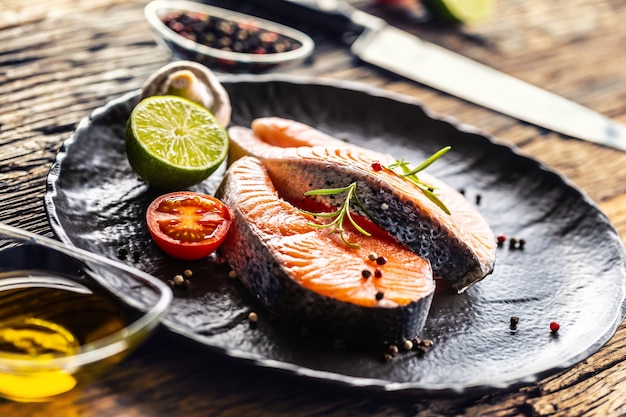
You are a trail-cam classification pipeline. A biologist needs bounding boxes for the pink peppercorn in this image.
[550,321,560,333]
[371,161,383,171]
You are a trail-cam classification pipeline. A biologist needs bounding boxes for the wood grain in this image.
[2,0,626,415]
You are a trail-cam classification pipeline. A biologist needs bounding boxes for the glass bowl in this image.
[144,0,315,74]
[0,223,172,402]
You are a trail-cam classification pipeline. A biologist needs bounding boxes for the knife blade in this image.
[245,0,626,151]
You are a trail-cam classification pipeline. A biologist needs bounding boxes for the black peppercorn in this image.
[421,339,433,347]
[387,344,399,356]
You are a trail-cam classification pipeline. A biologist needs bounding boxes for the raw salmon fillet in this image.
[216,156,435,347]
[228,117,496,292]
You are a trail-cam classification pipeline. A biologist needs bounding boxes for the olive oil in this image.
[0,270,138,401]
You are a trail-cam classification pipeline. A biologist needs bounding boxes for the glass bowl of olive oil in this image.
[0,223,172,402]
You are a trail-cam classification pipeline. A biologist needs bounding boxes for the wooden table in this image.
[2,0,626,415]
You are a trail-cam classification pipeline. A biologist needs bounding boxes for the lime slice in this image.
[422,0,497,23]
[126,95,228,189]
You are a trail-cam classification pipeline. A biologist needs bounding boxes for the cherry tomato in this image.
[146,191,231,260]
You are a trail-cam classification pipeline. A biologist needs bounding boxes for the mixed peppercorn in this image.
[161,11,302,56]
[383,337,434,362]
[496,233,526,250]
[168,269,193,290]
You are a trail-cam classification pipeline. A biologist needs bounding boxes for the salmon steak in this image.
[227,117,496,292]
[216,156,435,347]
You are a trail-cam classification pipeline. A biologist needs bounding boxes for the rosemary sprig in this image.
[299,182,371,248]
[299,146,452,247]
[385,146,451,215]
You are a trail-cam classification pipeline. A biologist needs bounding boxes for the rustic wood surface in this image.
[2,0,626,415]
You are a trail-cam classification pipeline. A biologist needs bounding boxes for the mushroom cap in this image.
[141,60,231,127]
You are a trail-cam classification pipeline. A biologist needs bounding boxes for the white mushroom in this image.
[141,60,231,127]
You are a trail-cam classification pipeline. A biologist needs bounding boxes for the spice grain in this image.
[162,12,303,55]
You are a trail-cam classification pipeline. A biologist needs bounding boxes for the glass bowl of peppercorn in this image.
[144,0,315,74]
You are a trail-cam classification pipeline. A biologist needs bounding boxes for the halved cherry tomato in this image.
[146,191,231,260]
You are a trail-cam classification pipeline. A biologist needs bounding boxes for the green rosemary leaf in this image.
[420,187,451,215]
[384,146,452,215]
[299,181,370,247]
[345,208,372,237]
[340,233,361,248]
[299,208,342,218]
[305,221,336,230]
[304,185,352,196]
[352,190,375,221]
[402,146,451,176]
[385,157,407,171]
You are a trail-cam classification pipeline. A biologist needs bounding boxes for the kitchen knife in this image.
[246,0,626,151]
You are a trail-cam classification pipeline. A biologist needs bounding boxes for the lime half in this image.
[422,0,497,23]
[126,95,228,189]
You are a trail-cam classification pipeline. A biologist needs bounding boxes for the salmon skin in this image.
[216,156,435,347]
[228,117,496,292]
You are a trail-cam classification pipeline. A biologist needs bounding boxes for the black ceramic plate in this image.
[45,75,626,396]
